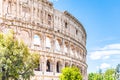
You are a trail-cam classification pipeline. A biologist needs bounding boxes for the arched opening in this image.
[79,49,83,60]
[46,60,50,72]
[46,36,51,49]
[70,45,74,56]
[64,42,69,55]
[48,14,51,25]
[56,62,59,73]
[55,39,61,52]
[56,61,61,73]
[76,48,79,59]
[34,60,41,71]
[35,64,40,71]
[80,67,83,74]
[2,28,11,34]
[33,35,41,46]
[20,30,30,46]
[72,64,75,67]
[76,65,79,68]
[65,22,68,28]
[65,62,69,67]
[46,60,53,72]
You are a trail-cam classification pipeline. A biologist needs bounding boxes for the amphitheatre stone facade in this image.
[0,0,87,80]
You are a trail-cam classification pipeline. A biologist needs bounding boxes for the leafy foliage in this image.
[104,69,115,80]
[88,73,103,80]
[115,64,120,79]
[0,31,40,80]
[88,68,116,80]
[60,67,83,80]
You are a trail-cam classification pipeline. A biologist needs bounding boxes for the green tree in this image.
[88,73,103,80]
[88,73,95,80]
[104,68,115,80]
[0,31,40,80]
[60,67,82,80]
[115,64,120,80]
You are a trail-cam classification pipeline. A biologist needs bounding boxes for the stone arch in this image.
[48,14,52,25]
[80,66,83,74]
[70,44,75,56]
[0,25,12,34]
[71,63,75,67]
[64,41,69,55]
[19,29,30,46]
[3,0,8,15]
[33,34,41,46]
[55,38,62,52]
[79,48,83,60]
[2,28,11,34]
[35,64,40,71]
[56,61,62,73]
[46,59,53,72]
[76,47,79,59]
[45,36,52,49]
[76,65,82,74]
[65,62,69,67]
[76,65,79,68]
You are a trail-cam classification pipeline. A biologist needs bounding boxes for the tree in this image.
[104,68,115,80]
[88,73,103,80]
[0,31,40,80]
[60,67,83,80]
[88,73,95,80]
[115,64,120,80]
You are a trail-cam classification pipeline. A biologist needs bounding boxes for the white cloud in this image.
[89,43,120,60]
[102,44,120,50]
[103,56,110,59]
[100,63,111,69]
[96,66,99,70]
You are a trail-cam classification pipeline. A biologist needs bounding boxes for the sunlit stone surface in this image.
[0,0,87,80]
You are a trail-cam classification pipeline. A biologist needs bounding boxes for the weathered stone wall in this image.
[0,0,87,80]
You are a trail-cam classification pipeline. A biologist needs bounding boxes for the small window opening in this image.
[65,22,67,28]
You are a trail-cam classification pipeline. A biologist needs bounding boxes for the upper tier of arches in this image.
[0,0,87,47]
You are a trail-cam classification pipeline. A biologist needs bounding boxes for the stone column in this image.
[68,41,70,56]
[53,57,56,74]
[42,32,46,50]
[43,10,45,24]
[61,38,64,55]
[43,56,47,73]
[52,35,55,53]
[63,59,65,68]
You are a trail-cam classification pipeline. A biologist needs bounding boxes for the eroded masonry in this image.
[0,0,87,80]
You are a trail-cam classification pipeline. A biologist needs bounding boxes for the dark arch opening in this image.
[35,64,40,71]
[56,62,60,73]
[46,60,50,72]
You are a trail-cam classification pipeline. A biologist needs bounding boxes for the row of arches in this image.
[0,26,86,61]
[31,34,86,60]
[35,59,85,74]
[46,60,62,73]
[0,21,87,80]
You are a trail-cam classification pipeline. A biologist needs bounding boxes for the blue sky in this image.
[50,0,120,73]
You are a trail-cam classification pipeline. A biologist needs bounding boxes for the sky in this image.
[49,0,120,73]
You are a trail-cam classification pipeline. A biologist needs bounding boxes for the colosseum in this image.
[0,0,87,80]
